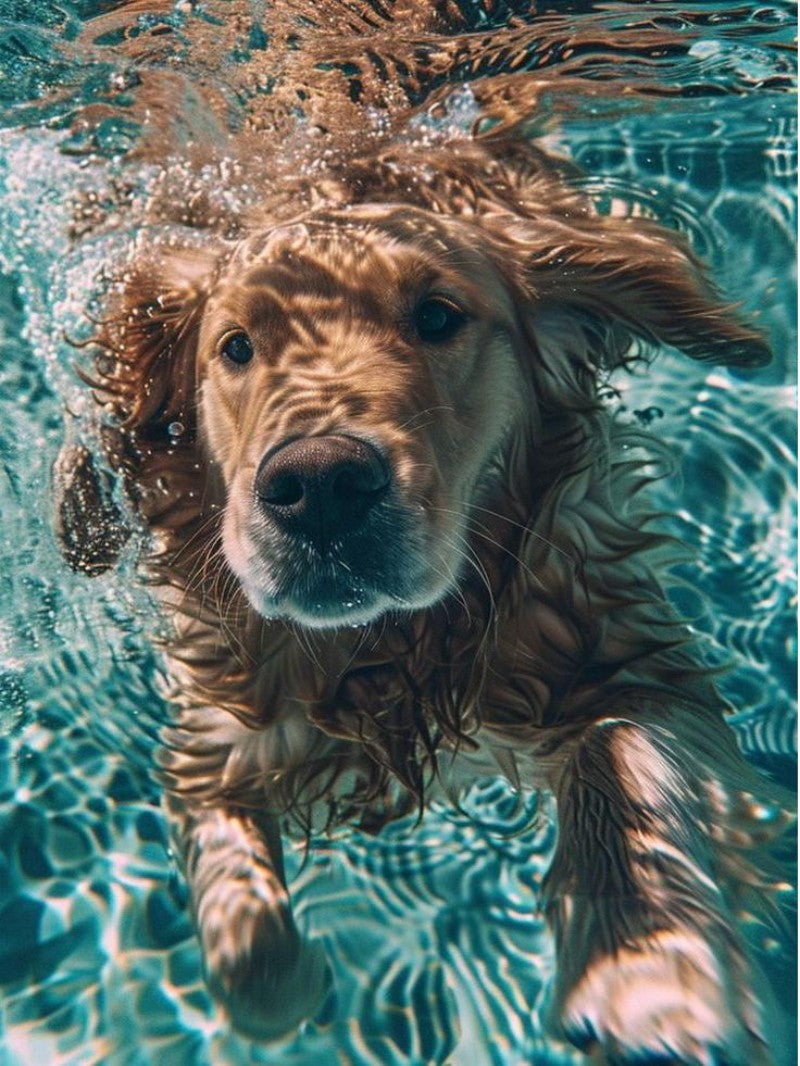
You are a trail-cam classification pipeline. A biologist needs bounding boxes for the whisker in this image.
[439,529,498,663]
[169,507,225,566]
[429,503,558,590]
[290,619,326,674]
[395,404,456,434]
[467,520,548,594]
[466,502,580,570]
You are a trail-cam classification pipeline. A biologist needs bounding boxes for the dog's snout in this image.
[255,435,391,550]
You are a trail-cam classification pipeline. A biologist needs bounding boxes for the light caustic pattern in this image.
[0,2,795,1064]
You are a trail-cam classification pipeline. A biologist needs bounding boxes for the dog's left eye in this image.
[414,297,467,344]
[221,331,254,366]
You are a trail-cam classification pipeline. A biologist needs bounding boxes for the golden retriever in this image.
[54,3,793,1061]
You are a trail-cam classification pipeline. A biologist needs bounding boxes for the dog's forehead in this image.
[231,211,468,281]
[208,209,504,326]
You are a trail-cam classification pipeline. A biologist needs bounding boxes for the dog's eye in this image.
[414,298,467,344]
[221,331,254,366]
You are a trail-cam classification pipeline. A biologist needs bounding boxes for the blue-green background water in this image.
[0,2,795,1063]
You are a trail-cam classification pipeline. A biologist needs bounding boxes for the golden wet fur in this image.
[55,2,794,1061]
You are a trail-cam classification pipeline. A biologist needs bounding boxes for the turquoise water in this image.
[0,2,795,1064]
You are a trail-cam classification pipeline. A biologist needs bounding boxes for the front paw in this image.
[200,889,330,1040]
[549,930,769,1066]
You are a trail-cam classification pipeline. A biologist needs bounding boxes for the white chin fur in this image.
[240,580,451,630]
[269,597,397,630]
[223,507,460,629]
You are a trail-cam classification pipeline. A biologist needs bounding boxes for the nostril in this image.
[259,473,305,508]
[332,459,390,499]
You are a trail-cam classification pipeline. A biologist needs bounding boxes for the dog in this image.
[54,2,794,1061]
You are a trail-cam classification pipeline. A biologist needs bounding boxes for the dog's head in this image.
[96,182,769,629]
[195,207,529,627]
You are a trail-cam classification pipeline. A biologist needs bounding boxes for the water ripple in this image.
[0,2,794,1063]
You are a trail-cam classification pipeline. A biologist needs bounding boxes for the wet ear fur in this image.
[54,247,218,575]
[361,132,770,376]
[52,438,131,575]
[489,211,771,376]
[91,246,219,441]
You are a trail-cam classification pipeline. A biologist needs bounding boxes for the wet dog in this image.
[54,2,793,1060]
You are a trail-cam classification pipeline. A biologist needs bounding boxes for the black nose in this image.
[255,435,391,552]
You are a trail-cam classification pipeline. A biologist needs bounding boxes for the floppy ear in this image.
[56,246,219,573]
[91,245,219,442]
[493,213,771,374]
[52,438,131,575]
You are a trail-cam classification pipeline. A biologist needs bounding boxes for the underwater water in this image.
[0,1,795,1064]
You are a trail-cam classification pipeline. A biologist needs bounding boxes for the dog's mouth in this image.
[232,511,452,629]
[263,510,429,627]
[267,554,412,627]
[223,434,461,628]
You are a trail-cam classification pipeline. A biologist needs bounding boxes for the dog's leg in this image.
[544,715,780,1066]
[163,793,329,1039]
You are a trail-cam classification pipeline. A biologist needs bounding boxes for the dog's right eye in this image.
[221,331,254,366]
